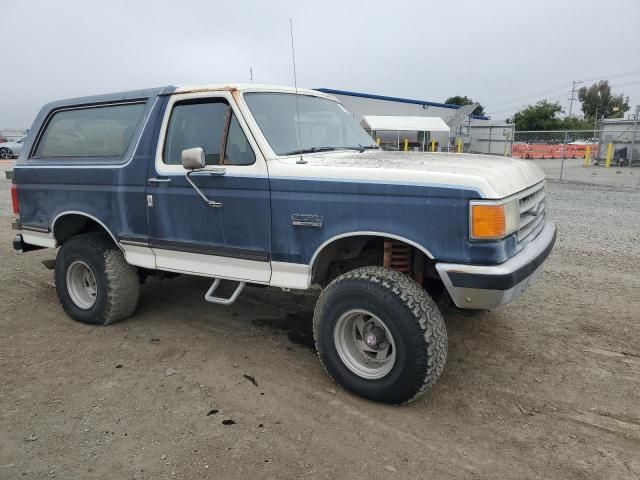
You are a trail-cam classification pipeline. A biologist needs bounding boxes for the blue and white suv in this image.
[10,84,556,404]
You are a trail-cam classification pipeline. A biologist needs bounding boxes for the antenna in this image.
[289,18,306,164]
[249,67,253,83]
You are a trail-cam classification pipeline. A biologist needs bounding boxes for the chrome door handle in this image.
[148,177,172,184]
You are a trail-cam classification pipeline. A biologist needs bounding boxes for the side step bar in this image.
[204,279,246,305]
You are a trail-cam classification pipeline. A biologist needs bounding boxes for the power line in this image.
[580,69,640,83]
[484,69,640,111]
[484,83,569,109]
[610,79,640,89]
[486,91,569,116]
[486,77,640,117]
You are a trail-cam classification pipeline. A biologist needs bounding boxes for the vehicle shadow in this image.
[134,274,318,349]
[134,273,509,369]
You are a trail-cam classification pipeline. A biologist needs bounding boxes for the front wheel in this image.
[0,148,12,159]
[313,266,447,404]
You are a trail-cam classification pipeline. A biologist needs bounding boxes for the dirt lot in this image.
[1,163,639,480]
[532,158,640,188]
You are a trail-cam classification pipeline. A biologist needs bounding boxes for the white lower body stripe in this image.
[270,261,310,289]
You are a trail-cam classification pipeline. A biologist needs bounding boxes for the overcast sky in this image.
[2,0,639,128]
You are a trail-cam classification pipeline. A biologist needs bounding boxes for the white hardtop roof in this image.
[173,83,336,100]
[361,115,450,132]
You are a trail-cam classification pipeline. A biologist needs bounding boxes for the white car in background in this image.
[0,137,26,159]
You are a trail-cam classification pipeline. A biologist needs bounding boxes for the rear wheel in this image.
[0,148,12,159]
[55,233,140,325]
[313,266,447,404]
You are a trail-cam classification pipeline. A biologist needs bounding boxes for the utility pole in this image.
[568,80,583,117]
[561,80,582,183]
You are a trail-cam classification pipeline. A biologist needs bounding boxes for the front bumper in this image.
[436,221,557,310]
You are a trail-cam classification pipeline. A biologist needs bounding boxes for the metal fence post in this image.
[630,106,639,167]
[503,130,511,156]
[559,130,568,182]
[510,127,514,157]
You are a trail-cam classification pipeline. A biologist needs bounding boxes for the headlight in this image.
[470,199,519,240]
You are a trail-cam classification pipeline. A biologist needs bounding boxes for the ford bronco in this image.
[10,84,556,404]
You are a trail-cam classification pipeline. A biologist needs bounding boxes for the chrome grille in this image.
[517,183,546,244]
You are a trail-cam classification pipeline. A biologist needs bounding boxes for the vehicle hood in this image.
[273,150,545,198]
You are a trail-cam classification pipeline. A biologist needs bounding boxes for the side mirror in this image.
[181,147,205,170]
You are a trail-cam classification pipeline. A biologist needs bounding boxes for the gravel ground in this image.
[533,158,640,188]
[1,164,639,479]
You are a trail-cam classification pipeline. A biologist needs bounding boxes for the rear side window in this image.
[33,102,146,158]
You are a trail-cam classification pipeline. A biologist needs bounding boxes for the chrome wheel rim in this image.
[333,309,396,380]
[66,260,97,309]
[0,149,10,159]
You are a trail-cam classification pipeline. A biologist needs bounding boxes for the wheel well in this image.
[311,236,381,285]
[52,214,117,247]
[310,235,443,294]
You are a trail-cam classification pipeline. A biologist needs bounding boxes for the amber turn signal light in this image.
[471,204,506,239]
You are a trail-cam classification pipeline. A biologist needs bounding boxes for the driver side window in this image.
[163,98,255,166]
[163,99,228,166]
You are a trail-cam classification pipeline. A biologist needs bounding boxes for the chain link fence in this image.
[512,129,640,167]
[510,128,640,186]
[368,124,640,186]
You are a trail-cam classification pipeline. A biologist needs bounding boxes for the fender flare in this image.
[309,231,435,271]
[51,211,122,251]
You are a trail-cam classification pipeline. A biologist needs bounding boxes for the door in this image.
[146,91,271,283]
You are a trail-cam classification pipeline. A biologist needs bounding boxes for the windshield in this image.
[244,92,377,155]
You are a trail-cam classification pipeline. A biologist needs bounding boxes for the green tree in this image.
[444,95,485,116]
[578,80,629,119]
[559,116,592,130]
[512,101,593,131]
[512,100,564,130]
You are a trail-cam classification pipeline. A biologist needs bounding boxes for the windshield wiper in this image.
[284,146,338,155]
[284,145,378,155]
